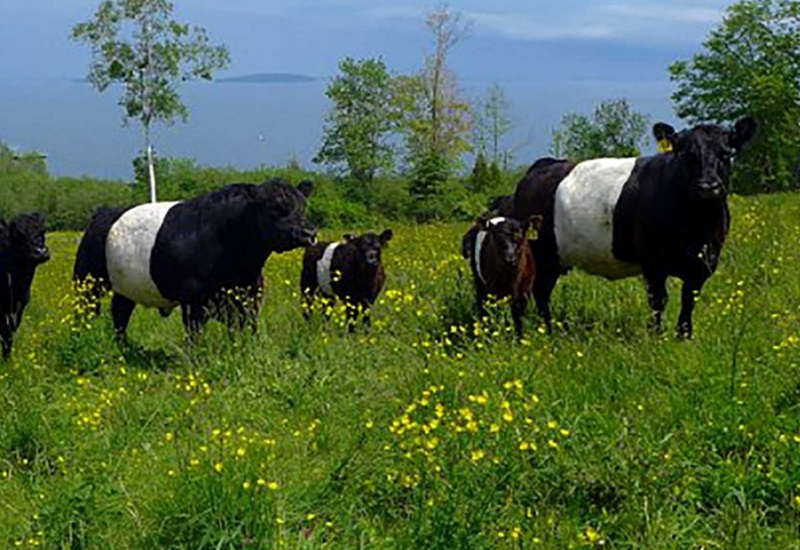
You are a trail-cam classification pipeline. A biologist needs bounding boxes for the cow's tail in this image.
[72,206,127,317]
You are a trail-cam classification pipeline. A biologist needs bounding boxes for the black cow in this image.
[73,178,316,339]
[0,213,50,358]
[301,229,393,330]
[514,117,758,338]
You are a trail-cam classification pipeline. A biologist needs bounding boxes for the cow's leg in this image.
[644,272,669,333]
[511,296,528,340]
[677,277,706,339]
[360,299,374,329]
[302,291,315,322]
[344,300,361,333]
[1,315,14,359]
[475,284,488,323]
[181,302,208,342]
[532,268,559,332]
[110,294,136,340]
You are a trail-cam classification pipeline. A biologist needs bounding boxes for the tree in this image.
[670,0,800,193]
[313,57,398,202]
[399,4,473,202]
[72,0,229,202]
[551,99,649,162]
[474,83,512,166]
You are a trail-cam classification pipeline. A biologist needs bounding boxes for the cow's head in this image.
[345,229,393,270]
[256,179,317,252]
[477,215,542,267]
[653,116,758,199]
[3,213,50,265]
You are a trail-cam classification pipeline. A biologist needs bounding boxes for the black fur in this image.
[0,213,50,358]
[514,118,758,337]
[74,178,316,339]
[301,229,392,331]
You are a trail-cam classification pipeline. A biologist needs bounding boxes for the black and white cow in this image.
[0,213,50,358]
[301,229,393,330]
[73,178,316,338]
[514,117,758,338]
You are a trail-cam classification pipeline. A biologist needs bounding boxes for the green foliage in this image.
[3,194,800,547]
[669,0,800,194]
[72,0,229,201]
[467,151,506,195]
[0,143,48,177]
[0,142,133,230]
[552,98,650,162]
[409,152,451,222]
[473,83,513,165]
[314,57,399,199]
[71,0,230,128]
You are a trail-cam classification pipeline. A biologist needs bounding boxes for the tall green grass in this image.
[1,193,800,548]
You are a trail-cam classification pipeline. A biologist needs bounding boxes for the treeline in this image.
[0,144,132,231]
[0,142,527,231]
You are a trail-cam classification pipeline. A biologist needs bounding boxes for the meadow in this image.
[1,192,800,549]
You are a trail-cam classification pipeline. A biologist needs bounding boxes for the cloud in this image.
[602,4,723,24]
[359,1,728,45]
[467,12,615,41]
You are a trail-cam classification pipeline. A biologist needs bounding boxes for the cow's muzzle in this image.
[696,180,726,199]
[31,247,50,264]
[297,227,318,246]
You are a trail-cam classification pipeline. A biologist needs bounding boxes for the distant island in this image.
[216,73,316,84]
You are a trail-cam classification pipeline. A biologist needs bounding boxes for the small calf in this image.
[301,229,393,330]
[0,213,50,358]
[462,215,541,338]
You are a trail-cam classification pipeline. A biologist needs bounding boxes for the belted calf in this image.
[301,229,393,330]
[462,215,542,338]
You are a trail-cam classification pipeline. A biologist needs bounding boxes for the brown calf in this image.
[462,215,542,338]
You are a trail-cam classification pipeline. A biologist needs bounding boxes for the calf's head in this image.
[653,116,758,199]
[478,215,542,267]
[3,213,50,265]
[344,229,393,270]
[256,179,317,251]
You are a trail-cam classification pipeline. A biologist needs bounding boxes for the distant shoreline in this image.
[216,73,316,84]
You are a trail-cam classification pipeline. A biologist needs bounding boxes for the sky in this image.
[0,0,734,81]
[0,1,738,178]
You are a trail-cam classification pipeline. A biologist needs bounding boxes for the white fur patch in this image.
[317,242,340,297]
[487,217,505,227]
[106,202,180,308]
[554,158,642,280]
[474,230,488,284]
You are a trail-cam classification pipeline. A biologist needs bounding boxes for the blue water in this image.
[0,77,677,180]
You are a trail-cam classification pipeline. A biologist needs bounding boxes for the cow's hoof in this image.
[675,324,693,340]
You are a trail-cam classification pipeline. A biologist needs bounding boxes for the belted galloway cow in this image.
[514,117,757,338]
[73,178,316,338]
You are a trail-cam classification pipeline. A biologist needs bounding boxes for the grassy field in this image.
[2,192,800,548]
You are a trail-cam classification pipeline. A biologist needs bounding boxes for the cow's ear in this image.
[379,229,393,245]
[297,179,314,197]
[342,233,356,242]
[730,116,758,151]
[653,122,675,141]
[653,122,678,153]
[527,215,544,232]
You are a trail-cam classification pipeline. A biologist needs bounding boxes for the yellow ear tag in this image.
[657,139,673,153]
